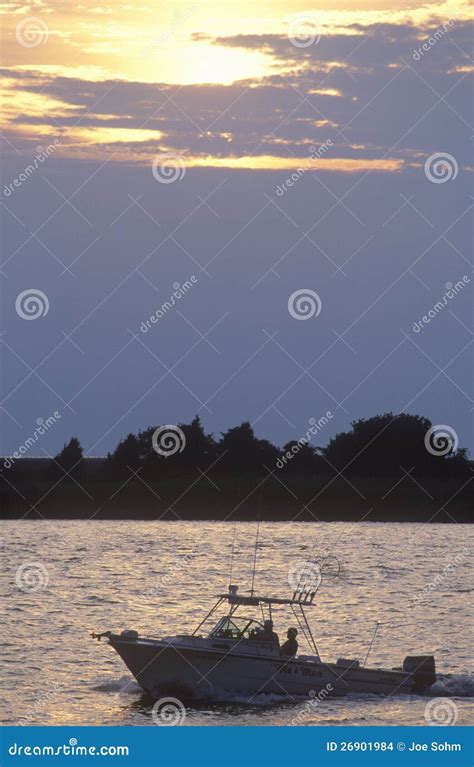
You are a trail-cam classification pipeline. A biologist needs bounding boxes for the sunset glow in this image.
[2,0,472,169]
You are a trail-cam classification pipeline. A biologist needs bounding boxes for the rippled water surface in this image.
[2,520,473,726]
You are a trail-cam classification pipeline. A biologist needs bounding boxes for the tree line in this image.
[3,412,470,486]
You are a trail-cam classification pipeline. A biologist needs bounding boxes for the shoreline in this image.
[2,474,472,523]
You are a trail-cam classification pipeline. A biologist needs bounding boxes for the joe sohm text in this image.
[326,740,462,752]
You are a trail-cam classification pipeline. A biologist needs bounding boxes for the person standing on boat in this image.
[255,619,279,646]
[280,627,298,657]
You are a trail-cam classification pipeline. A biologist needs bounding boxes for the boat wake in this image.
[428,673,474,698]
[92,675,142,695]
[202,689,296,706]
[210,673,474,703]
[92,671,474,706]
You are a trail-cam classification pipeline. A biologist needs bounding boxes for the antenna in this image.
[293,540,318,599]
[228,526,237,588]
[250,514,261,597]
[363,621,380,667]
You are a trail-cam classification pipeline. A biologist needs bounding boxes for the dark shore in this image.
[3,413,471,522]
[2,472,472,522]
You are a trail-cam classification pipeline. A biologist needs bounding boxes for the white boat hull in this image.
[107,634,417,701]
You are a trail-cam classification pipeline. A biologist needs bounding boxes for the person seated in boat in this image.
[253,619,279,646]
[280,627,298,657]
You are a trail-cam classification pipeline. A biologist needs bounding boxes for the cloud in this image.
[1,19,472,169]
[207,19,473,72]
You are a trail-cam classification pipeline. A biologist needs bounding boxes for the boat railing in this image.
[145,634,283,657]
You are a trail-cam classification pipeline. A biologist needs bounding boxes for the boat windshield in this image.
[209,616,263,640]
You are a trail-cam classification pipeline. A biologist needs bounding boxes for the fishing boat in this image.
[93,581,436,702]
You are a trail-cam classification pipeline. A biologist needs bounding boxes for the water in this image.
[2,520,473,726]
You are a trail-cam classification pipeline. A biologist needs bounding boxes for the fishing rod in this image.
[363,621,380,667]
[250,512,261,597]
[228,525,237,588]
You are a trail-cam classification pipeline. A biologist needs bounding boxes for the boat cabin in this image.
[192,584,320,658]
[210,616,269,641]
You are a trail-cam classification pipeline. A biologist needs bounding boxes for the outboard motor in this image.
[403,655,436,692]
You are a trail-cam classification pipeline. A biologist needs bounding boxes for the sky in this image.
[1,0,473,460]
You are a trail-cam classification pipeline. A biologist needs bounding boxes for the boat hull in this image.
[108,635,415,701]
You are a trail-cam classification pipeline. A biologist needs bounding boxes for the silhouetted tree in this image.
[105,433,141,477]
[144,416,217,475]
[177,416,217,469]
[121,417,218,478]
[136,427,158,466]
[279,441,324,474]
[323,413,469,476]
[47,437,84,481]
[219,422,278,472]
